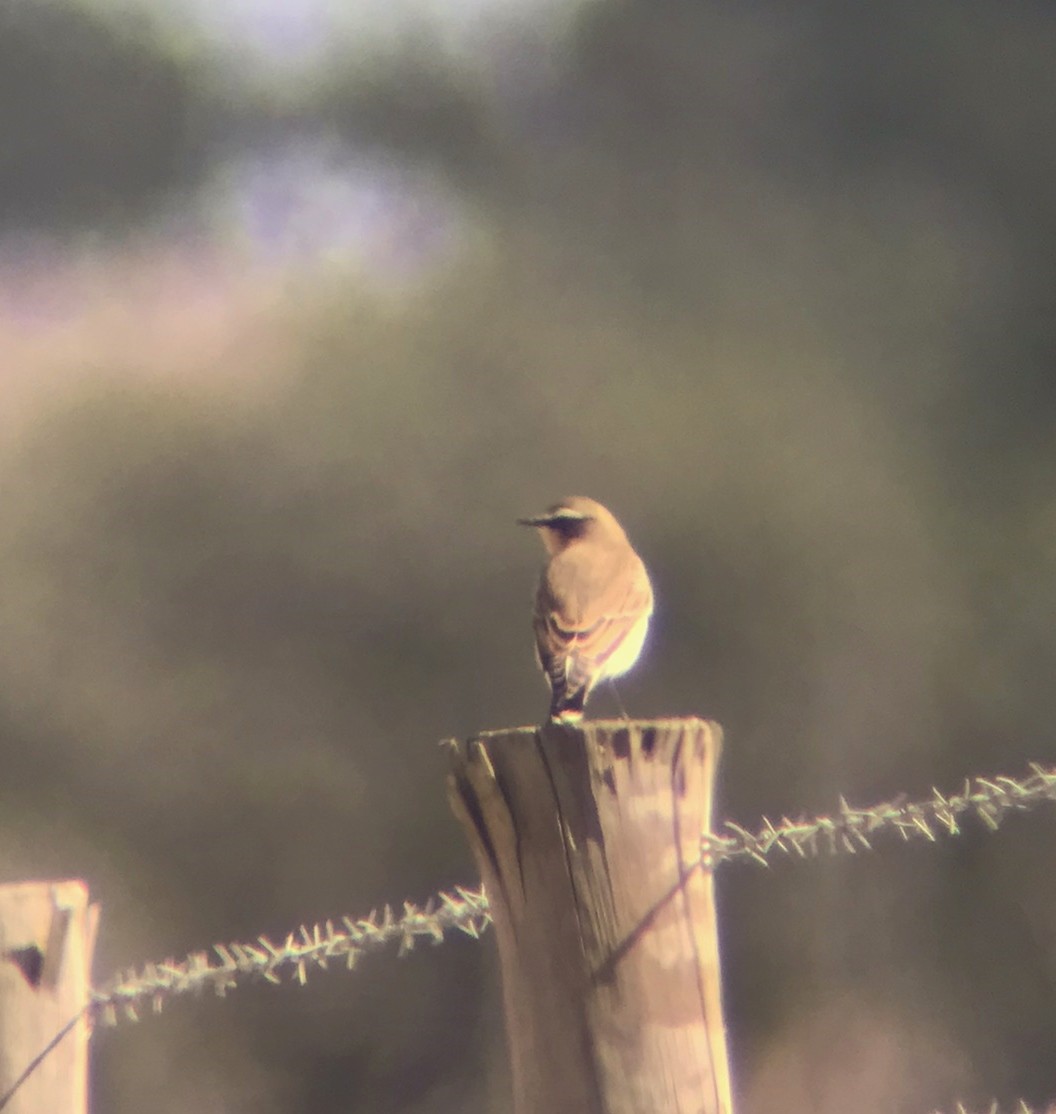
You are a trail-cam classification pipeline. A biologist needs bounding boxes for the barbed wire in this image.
[934,1104,1053,1114]
[701,762,1056,866]
[0,759,1036,1114]
[89,886,490,1026]
[89,762,1056,1028]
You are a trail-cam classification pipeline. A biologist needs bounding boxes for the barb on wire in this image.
[89,886,490,1029]
[701,763,1056,868]
[932,1103,1046,1114]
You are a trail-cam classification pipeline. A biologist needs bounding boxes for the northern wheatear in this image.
[518,496,653,722]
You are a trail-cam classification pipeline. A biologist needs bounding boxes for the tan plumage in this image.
[518,496,653,722]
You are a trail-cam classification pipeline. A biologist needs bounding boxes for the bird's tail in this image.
[548,682,588,723]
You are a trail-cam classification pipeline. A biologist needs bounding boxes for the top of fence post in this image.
[0,879,98,1114]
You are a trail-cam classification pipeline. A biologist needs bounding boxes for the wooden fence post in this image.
[447,718,732,1114]
[0,880,98,1114]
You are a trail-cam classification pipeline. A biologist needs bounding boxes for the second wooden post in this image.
[447,717,732,1114]
[0,880,98,1114]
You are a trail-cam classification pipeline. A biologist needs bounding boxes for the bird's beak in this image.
[517,514,550,527]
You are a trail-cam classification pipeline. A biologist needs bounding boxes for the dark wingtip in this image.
[518,506,591,528]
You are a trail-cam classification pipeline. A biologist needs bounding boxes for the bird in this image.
[518,496,653,722]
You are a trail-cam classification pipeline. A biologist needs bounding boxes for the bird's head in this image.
[517,496,625,556]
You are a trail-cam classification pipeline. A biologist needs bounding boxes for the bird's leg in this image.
[608,679,630,721]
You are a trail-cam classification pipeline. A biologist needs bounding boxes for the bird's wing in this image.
[535,554,653,688]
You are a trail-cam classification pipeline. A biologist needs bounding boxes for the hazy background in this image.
[2,0,1055,1110]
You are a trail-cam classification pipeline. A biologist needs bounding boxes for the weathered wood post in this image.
[0,880,98,1114]
[447,718,732,1114]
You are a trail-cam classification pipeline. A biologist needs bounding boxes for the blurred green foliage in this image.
[0,0,222,229]
[1,1,1056,1112]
